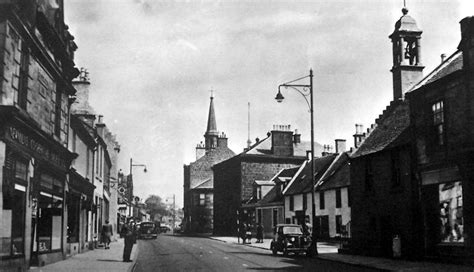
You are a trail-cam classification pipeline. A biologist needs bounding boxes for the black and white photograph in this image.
[1,0,474,271]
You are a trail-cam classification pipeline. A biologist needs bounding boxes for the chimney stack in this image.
[293,129,301,144]
[271,125,294,156]
[353,124,365,149]
[335,139,346,153]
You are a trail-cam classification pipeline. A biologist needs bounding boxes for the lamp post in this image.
[129,158,147,217]
[275,69,318,256]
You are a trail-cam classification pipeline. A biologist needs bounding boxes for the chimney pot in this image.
[441,53,446,63]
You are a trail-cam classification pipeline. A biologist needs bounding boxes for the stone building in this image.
[350,7,424,259]
[213,125,323,236]
[405,16,474,262]
[0,1,79,270]
[183,95,235,233]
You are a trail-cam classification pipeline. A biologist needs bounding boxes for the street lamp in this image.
[275,69,318,256]
[129,158,147,217]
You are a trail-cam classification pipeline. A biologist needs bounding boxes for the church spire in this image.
[204,93,219,150]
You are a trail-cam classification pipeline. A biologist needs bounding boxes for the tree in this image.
[144,195,170,221]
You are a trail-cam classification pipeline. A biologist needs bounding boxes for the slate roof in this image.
[283,154,337,196]
[351,50,463,159]
[244,135,324,158]
[256,166,300,206]
[316,152,350,191]
[351,100,410,158]
[189,146,236,189]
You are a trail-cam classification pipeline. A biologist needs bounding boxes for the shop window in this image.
[432,101,445,146]
[439,181,463,243]
[1,184,26,257]
[36,192,63,252]
[1,156,27,257]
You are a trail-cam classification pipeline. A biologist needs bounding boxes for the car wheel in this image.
[271,244,278,256]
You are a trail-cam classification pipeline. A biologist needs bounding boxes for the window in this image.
[439,181,463,243]
[365,159,374,191]
[199,193,205,206]
[1,156,27,257]
[54,87,62,137]
[257,209,262,224]
[335,215,342,234]
[257,186,262,199]
[289,196,294,211]
[432,101,445,146]
[336,189,342,208]
[319,191,325,210]
[391,150,401,188]
[303,193,307,210]
[36,192,63,252]
[17,42,29,109]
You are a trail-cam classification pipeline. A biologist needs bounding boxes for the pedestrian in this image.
[240,223,246,244]
[121,218,136,262]
[101,220,113,249]
[256,223,263,243]
[245,224,252,244]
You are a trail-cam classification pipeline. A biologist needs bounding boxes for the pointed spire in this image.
[204,92,218,150]
[206,93,218,135]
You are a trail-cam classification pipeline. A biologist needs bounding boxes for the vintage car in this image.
[137,222,158,239]
[270,224,312,256]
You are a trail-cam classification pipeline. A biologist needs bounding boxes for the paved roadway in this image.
[134,234,378,272]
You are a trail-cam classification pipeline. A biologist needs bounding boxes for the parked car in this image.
[137,222,158,239]
[160,225,172,233]
[270,224,312,256]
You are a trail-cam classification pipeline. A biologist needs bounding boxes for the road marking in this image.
[200,247,203,249]
[209,251,213,254]
[242,264,248,267]
[224,257,229,260]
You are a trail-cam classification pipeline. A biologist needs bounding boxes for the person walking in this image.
[256,223,263,243]
[121,219,136,262]
[101,220,113,249]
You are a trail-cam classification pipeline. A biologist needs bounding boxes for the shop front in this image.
[0,111,74,270]
[67,170,94,256]
[420,165,472,261]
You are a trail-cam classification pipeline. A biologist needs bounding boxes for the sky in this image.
[64,0,474,207]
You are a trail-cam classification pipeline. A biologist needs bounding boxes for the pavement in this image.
[209,236,474,272]
[29,238,138,272]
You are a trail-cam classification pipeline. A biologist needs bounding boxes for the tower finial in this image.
[210,89,214,99]
[402,0,408,14]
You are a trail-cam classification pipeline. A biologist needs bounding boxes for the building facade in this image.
[183,95,235,233]
[0,0,79,270]
[213,126,323,236]
[406,16,474,261]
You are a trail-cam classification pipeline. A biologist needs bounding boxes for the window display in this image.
[439,181,463,243]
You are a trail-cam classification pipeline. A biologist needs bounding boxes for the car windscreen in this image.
[283,226,303,235]
[140,223,155,229]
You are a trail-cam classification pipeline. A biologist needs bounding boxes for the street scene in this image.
[1,0,474,271]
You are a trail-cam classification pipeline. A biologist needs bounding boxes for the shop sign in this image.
[7,126,66,169]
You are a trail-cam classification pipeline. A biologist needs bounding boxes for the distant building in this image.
[213,126,323,236]
[183,95,235,233]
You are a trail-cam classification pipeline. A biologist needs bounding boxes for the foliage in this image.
[144,195,171,220]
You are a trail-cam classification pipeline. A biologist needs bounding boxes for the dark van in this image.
[137,222,158,239]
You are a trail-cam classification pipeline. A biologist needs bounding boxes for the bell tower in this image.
[389,7,424,100]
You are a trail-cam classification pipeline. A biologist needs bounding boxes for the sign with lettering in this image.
[6,126,67,169]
